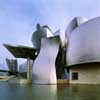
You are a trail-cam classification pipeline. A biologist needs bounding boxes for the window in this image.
[72,72,78,80]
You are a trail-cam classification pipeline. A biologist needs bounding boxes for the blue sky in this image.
[0,0,100,69]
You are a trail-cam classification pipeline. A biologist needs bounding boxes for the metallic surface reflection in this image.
[32,36,60,84]
[66,17,100,65]
[31,24,53,50]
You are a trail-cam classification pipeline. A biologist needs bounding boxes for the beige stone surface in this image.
[69,63,100,84]
[19,79,32,85]
[57,79,69,84]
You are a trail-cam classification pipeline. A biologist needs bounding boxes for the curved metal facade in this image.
[65,17,88,39]
[32,36,60,84]
[66,17,100,66]
[31,25,53,50]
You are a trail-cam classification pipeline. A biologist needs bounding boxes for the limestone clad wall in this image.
[70,63,100,84]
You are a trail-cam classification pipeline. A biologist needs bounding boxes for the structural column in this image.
[27,57,30,80]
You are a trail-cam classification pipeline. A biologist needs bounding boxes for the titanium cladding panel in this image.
[32,36,60,84]
[66,17,100,66]
[66,17,88,38]
[31,25,53,49]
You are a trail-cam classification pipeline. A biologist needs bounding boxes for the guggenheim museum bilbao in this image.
[4,16,100,84]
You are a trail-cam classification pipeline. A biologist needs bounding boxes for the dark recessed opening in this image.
[72,72,78,80]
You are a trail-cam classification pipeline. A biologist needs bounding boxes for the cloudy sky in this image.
[0,0,100,69]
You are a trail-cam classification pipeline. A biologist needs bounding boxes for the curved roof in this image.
[65,17,88,39]
[66,17,100,66]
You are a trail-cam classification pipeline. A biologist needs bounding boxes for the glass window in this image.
[72,72,78,80]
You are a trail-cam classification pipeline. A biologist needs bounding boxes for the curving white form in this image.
[66,17,100,66]
[32,36,60,84]
[65,17,88,39]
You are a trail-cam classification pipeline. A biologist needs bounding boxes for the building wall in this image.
[32,36,60,84]
[66,17,100,66]
[69,63,100,84]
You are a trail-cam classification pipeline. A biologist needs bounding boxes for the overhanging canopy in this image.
[4,44,37,60]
